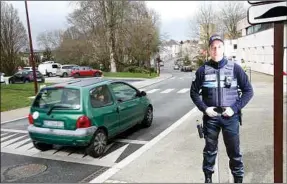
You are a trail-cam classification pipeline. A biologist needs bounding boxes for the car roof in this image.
[50,78,121,88]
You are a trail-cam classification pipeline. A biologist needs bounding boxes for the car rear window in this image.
[33,87,81,110]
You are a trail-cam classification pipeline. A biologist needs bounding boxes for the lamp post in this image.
[24,0,38,95]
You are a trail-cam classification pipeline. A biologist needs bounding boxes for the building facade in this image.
[236,17,287,76]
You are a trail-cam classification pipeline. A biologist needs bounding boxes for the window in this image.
[33,88,81,109]
[90,85,113,108]
[52,64,59,69]
[233,44,237,50]
[110,82,137,102]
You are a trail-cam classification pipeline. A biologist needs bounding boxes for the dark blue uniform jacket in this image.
[190,58,254,114]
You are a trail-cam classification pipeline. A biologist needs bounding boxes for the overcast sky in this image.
[8,1,249,49]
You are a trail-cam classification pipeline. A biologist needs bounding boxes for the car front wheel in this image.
[86,129,107,158]
[141,106,153,128]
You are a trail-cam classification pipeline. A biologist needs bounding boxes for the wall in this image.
[236,25,287,76]
[224,39,238,60]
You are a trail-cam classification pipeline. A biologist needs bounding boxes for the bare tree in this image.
[189,2,219,58]
[63,1,160,71]
[0,1,28,75]
[36,30,63,50]
[218,1,246,39]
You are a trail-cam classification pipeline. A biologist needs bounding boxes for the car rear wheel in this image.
[141,106,153,128]
[94,72,100,77]
[74,73,80,78]
[63,72,68,77]
[33,141,53,151]
[86,129,107,158]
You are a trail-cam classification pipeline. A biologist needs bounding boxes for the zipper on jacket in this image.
[217,69,221,107]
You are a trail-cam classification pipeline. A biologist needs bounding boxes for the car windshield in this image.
[33,87,81,110]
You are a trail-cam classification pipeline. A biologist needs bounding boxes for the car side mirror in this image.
[140,91,146,97]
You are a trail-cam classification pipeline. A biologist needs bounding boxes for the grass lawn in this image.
[103,72,158,78]
[1,83,53,112]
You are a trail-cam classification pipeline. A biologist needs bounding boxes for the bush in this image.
[123,66,151,74]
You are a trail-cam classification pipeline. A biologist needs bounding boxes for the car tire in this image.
[63,73,68,77]
[86,129,107,158]
[48,72,52,77]
[74,73,80,78]
[94,72,100,77]
[141,106,153,128]
[33,141,53,151]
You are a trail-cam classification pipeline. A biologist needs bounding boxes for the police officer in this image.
[190,34,254,183]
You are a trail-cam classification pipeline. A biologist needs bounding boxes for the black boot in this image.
[204,173,212,183]
[234,177,243,183]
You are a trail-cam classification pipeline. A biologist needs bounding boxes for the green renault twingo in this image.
[27,78,153,158]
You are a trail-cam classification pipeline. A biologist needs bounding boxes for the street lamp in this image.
[24,0,38,95]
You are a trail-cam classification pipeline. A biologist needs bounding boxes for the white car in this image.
[174,65,179,70]
[0,72,5,83]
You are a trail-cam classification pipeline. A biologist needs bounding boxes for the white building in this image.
[159,40,180,61]
[236,17,287,92]
[224,39,238,61]
[236,17,287,76]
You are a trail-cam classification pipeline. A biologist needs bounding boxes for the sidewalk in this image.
[0,73,173,123]
[91,71,286,183]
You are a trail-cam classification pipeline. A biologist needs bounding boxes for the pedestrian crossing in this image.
[141,88,190,94]
[0,130,144,167]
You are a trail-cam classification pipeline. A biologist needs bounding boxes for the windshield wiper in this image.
[47,104,72,115]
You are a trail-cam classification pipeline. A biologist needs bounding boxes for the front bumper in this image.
[28,125,97,146]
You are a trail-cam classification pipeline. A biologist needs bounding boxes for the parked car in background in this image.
[56,64,78,77]
[38,61,61,77]
[71,66,103,78]
[27,78,153,158]
[0,72,5,84]
[8,70,45,84]
[173,65,179,70]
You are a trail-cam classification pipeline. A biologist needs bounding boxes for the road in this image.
[1,57,196,183]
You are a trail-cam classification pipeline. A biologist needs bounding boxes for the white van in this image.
[38,61,61,77]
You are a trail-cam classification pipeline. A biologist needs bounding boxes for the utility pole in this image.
[25,0,38,95]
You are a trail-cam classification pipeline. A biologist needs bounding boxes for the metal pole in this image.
[273,21,283,183]
[24,0,38,95]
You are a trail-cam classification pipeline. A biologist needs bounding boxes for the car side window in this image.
[110,83,137,102]
[90,85,113,108]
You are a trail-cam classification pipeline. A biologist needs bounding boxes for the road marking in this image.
[1,130,147,145]
[177,88,190,93]
[169,77,176,80]
[1,134,18,142]
[1,132,9,137]
[1,116,27,124]
[1,129,27,133]
[100,144,129,164]
[1,135,27,148]
[146,89,160,94]
[116,139,148,145]
[160,88,175,93]
[89,107,200,183]
[7,137,31,149]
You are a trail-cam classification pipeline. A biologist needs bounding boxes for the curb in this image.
[136,74,174,89]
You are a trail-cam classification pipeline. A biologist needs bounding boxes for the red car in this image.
[71,66,103,78]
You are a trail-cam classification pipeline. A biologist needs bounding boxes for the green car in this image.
[27,78,153,158]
